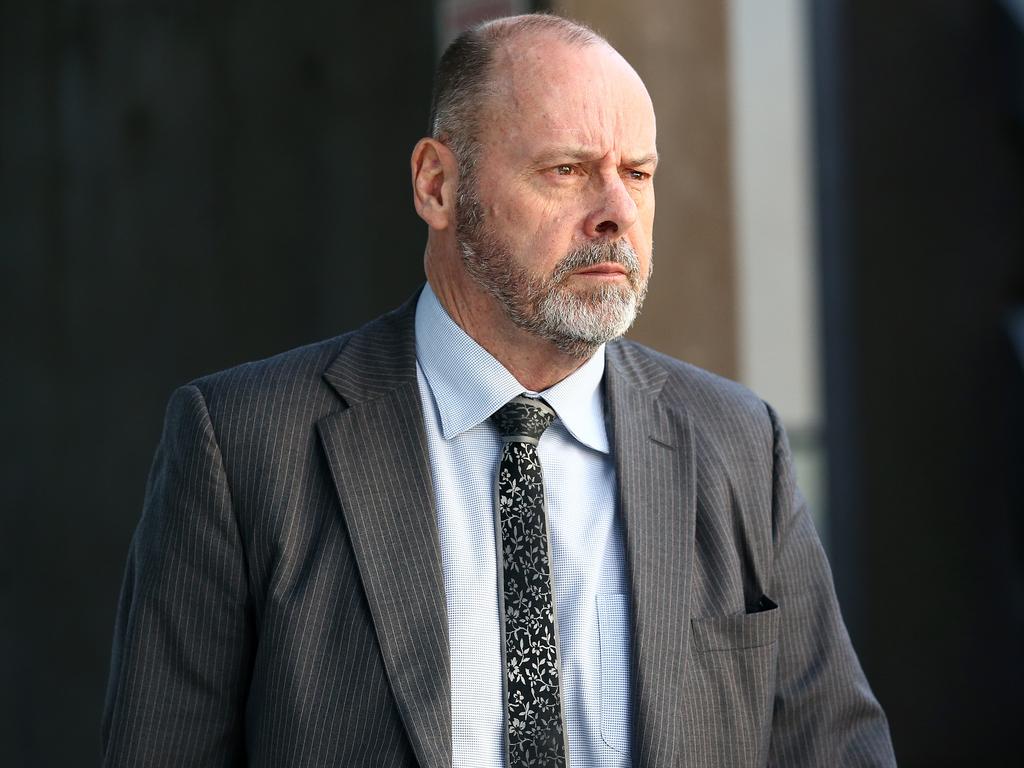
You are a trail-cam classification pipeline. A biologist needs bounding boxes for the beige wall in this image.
[555,0,738,378]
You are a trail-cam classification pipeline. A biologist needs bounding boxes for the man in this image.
[103,13,896,768]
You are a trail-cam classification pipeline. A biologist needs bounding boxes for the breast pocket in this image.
[684,597,780,767]
[597,593,632,756]
[691,596,779,652]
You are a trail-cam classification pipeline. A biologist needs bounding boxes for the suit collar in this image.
[321,290,422,405]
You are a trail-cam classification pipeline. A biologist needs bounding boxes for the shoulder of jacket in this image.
[174,331,356,438]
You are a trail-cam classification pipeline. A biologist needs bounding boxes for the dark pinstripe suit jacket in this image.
[102,293,896,767]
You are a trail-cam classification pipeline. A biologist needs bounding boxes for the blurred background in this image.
[2,0,1022,765]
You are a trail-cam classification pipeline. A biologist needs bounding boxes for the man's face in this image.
[454,37,658,358]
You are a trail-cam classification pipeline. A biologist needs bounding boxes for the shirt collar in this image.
[414,283,609,454]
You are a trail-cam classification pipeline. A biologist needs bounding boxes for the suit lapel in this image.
[317,297,452,768]
[606,343,696,768]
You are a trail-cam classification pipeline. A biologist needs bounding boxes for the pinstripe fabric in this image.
[606,345,895,766]
[103,289,895,767]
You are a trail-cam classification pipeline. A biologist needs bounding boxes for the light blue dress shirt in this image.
[414,284,632,768]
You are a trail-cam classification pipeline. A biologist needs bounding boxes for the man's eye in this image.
[627,170,650,181]
[554,165,574,176]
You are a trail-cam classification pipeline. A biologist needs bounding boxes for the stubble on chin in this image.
[456,193,651,359]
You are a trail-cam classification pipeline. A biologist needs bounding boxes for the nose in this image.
[585,173,638,238]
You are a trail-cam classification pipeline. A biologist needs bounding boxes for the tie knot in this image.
[491,395,556,441]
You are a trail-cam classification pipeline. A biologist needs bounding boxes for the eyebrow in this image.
[533,147,659,168]
[626,152,659,168]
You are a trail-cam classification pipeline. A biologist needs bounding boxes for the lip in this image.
[572,263,628,277]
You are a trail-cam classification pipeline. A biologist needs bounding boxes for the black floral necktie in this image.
[491,395,567,768]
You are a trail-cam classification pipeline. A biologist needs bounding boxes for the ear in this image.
[411,137,459,230]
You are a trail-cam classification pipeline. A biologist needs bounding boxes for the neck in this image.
[425,262,593,393]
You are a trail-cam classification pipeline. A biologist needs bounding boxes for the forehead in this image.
[482,35,657,158]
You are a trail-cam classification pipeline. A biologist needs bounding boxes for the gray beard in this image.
[455,190,651,359]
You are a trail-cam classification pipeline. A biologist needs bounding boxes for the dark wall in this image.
[1,2,433,764]
[813,1,1024,765]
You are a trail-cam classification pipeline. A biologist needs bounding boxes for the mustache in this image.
[549,239,642,284]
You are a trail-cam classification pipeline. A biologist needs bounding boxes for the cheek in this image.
[532,211,578,255]
[488,192,549,230]
[503,199,573,247]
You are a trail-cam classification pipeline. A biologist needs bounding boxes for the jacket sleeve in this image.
[764,404,897,767]
[102,384,255,767]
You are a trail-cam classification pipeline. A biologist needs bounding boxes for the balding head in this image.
[428,14,609,180]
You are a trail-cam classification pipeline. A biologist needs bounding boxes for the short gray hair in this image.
[427,14,605,182]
